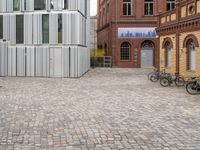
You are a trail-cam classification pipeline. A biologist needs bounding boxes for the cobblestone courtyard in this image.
[0,68,200,150]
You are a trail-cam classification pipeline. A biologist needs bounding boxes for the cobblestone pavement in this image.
[0,68,200,150]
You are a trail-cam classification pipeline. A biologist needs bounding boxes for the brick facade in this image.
[97,0,168,68]
[157,0,200,78]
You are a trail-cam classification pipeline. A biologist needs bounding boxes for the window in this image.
[51,0,54,9]
[16,15,24,44]
[123,0,132,16]
[58,14,62,43]
[164,42,171,67]
[0,15,3,39]
[64,0,68,9]
[13,0,20,11]
[144,0,154,16]
[166,0,175,11]
[34,0,45,10]
[187,40,196,71]
[42,14,49,44]
[120,42,130,61]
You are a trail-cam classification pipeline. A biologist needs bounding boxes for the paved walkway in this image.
[0,68,200,150]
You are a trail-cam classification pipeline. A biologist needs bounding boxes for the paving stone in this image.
[0,68,200,150]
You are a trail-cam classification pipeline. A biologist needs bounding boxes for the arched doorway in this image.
[140,41,154,68]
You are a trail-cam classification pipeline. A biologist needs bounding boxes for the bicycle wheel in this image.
[150,75,159,82]
[186,82,198,95]
[147,72,154,79]
[175,77,185,87]
[160,78,170,87]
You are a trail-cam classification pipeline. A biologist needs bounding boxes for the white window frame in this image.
[123,0,132,16]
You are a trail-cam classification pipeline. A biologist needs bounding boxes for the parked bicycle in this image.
[147,68,159,80]
[148,69,169,82]
[186,77,200,95]
[160,73,185,87]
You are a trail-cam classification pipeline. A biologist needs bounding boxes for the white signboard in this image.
[118,28,158,38]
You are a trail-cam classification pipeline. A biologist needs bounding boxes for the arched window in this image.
[164,41,171,67]
[144,0,154,15]
[166,0,175,11]
[123,0,132,16]
[120,42,130,61]
[187,39,196,71]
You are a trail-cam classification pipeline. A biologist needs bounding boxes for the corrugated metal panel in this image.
[50,47,63,77]
[24,14,33,45]
[25,0,34,11]
[26,47,35,76]
[33,14,42,45]
[50,13,58,44]
[35,47,50,77]
[8,47,17,76]
[16,47,25,76]
[7,0,13,12]
[63,47,70,78]
[0,0,6,13]
[3,15,10,41]
[63,13,71,44]
[0,41,8,76]
[10,14,16,44]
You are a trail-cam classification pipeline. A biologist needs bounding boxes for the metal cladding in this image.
[0,0,90,78]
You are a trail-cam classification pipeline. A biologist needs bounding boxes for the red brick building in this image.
[97,0,175,68]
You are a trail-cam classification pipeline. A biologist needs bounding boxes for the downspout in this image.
[176,1,180,74]
[114,0,118,67]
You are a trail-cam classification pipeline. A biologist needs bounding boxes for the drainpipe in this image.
[176,2,180,74]
[114,0,118,67]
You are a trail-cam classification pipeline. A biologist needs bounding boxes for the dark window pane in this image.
[144,0,154,15]
[34,0,45,10]
[58,14,62,43]
[166,0,175,11]
[128,3,131,15]
[64,0,68,9]
[16,15,24,44]
[123,0,132,16]
[42,14,49,43]
[0,15,3,39]
[120,42,130,61]
[13,0,20,11]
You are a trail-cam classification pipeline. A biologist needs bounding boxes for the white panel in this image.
[24,14,33,44]
[46,0,51,11]
[50,47,63,77]
[57,0,63,10]
[50,13,58,44]
[26,47,35,76]
[26,0,34,11]
[16,47,26,76]
[71,13,79,44]
[10,14,16,44]
[35,47,50,77]
[0,41,8,76]
[33,14,42,45]
[63,47,70,77]
[21,0,25,11]
[7,0,13,12]
[8,47,17,76]
[69,46,78,78]
[0,0,6,12]
[63,13,71,44]
[3,15,10,41]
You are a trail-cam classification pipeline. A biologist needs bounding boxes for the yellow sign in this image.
[91,49,105,57]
